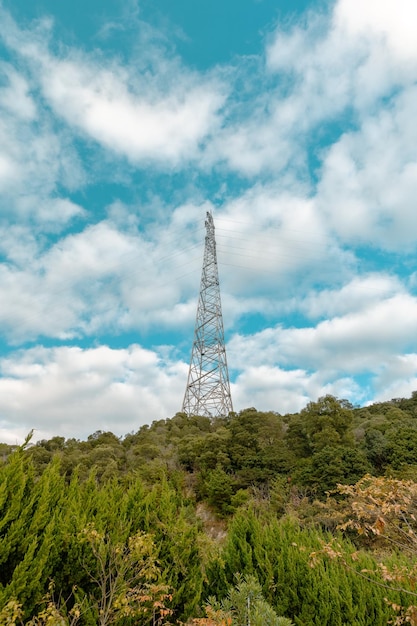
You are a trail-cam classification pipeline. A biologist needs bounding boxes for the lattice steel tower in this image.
[182,211,233,417]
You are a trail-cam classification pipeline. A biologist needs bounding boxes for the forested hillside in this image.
[2,393,417,625]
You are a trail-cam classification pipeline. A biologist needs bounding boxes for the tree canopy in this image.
[3,392,417,623]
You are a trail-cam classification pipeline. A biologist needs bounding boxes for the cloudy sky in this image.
[1,0,417,443]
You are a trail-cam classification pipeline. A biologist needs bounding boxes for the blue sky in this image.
[1,0,417,442]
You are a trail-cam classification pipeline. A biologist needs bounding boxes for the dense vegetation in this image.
[3,393,417,624]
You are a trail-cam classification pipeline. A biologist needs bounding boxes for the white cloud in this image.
[39,56,225,165]
[370,354,417,403]
[206,114,298,177]
[289,295,417,371]
[0,225,40,265]
[0,62,36,119]
[227,287,417,412]
[376,353,417,387]
[229,293,417,374]
[335,0,417,62]
[208,0,417,188]
[233,365,312,414]
[298,274,404,319]
[0,222,140,342]
[262,0,417,250]
[214,185,354,294]
[0,9,227,167]
[214,10,359,176]
[0,215,204,343]
[267,0,417,108]
[35,198,84,225]
[317,85,417,250]
[0,344,187,442]
[0,152,17,187]
[233,365,362,414]
[0,70,85,229]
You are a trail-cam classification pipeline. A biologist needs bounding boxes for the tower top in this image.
[182,211,233,417]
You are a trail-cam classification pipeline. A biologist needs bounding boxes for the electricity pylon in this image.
[182,211,233,417]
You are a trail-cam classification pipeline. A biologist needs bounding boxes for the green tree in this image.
[204,466,234,516]
[194,575,293,626]
[227,410,289,486]
[78,524,172,626]
[213,507,397,625]
[220,574,293,626]
[312,475,417,625]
